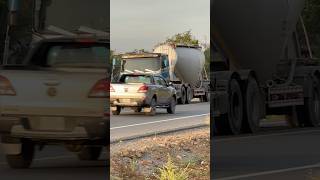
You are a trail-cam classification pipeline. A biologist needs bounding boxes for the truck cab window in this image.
[161,56,169,69]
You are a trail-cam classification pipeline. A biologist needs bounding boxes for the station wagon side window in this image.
[154,76,162,86]
[159,76,168,86]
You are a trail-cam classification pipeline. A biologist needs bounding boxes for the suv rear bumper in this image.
[110,97,149,107]
[0,115,108,141]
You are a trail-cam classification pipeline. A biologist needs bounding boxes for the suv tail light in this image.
[88,79,109,98]
[0,75,16,96]
[137,84,149,93]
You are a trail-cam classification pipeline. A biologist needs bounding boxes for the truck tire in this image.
[215,78,243,135]
[146,98,157,116]
[112,106,121,115]
[242,77,261,133]
[178,87,186,104]
[186,86,192,104]
[77,146,102,161]
[297,76,320,127]
[6,140,35,169]
[167,97,176,114]
[203,91,210,102]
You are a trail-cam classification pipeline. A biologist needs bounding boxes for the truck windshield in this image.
[46,44,108,68]
[35,0,108,32]
[120,75,152,84]
[123,58,160,72]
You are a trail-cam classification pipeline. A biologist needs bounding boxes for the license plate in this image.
[38,117,65,131]
[121,99,131,103]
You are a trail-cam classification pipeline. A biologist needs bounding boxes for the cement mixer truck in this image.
[212,0,320,135]
[115,44,210,104]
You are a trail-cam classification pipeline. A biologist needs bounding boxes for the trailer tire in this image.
[186,86,192,104]
[242,77,261,133]
[203,91,210,102]
[178,87,186,104]
[6,140,34,169]
[215,78,243,135]
[297,76,320,127]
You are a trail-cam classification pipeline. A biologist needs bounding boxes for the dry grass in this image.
[110,127,210,180]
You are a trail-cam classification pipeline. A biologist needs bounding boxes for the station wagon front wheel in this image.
[167,97,176,114]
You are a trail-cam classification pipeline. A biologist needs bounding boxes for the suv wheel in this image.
[6,140,35,169]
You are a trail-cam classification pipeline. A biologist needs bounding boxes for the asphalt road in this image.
[110,101,210,142]
[214,127,320,180]
[0,146,107,180]
[0,101,209,179]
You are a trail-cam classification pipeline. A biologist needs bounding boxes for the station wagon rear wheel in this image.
[146,98,156,116]
[112,106,121,115]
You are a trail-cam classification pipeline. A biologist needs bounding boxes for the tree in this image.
[160,31,210,74]
[303,0,320,57]
[0,0,5,6]
[162,30,200,46]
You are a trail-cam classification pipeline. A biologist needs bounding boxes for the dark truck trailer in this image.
[212,0,320,134]
[0,0,110,168]
[0,0,109,65]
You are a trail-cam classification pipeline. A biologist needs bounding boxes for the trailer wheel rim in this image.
[229,79,243,133]
[312,88,320,126]
[246,79,261,131]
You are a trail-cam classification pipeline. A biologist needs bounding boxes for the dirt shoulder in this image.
[110,127,210,180]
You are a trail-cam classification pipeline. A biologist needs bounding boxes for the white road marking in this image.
[215,129,320,143]
[110,113,210,130]
[0,152,108,165]
[0,155,74,165]
[215,163,320,180]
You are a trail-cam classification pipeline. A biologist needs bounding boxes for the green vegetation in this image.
[303,0,320,57]
[161,30,210,74]
[155,154,190,180]
[163,30,199,46]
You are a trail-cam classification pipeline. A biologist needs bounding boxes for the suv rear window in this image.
[47,44,107,67]
[120,75,152,84]
[28,42,109,68]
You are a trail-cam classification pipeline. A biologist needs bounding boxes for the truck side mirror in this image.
[8,0,20,26]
